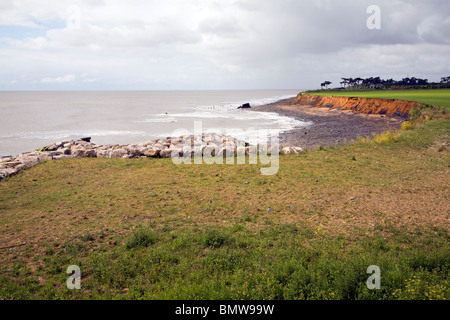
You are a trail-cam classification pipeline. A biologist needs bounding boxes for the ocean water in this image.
[0,90,309,156]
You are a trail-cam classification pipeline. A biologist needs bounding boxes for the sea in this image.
[0,90,310,157]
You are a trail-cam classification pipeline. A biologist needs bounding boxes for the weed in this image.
[201,230,231,249]
[401,122,415,131]
[126,227,159,249]
[392,276,449,300]
[80,232,95,242]
[44,247,55,256]
[372,132,396,145]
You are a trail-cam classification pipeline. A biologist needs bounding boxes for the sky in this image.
[0,0,449,90]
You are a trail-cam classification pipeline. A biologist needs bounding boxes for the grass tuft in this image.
[201,230,231,249]
[401,122,415,131]
[125,227,159,249]
[372,131,397,145]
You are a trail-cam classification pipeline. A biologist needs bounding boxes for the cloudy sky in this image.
[1,0,449,90]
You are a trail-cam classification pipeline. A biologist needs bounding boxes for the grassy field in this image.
[307,89,450,109]
[0,92,449,300]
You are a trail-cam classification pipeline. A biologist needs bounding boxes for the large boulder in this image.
[0,170,8,180]
[144,149,161,158]
[291,147,304,154]
[280,146,304,155]
[238,103,251,109]
[203,144,219,157]
[218,146,236,158]
[18,157,41,170]
[110,149,128,158]
[60,148,72,155]
[0,167,18,178]
[84,149,97,158]
[126,147,143,157]
[42,142,64,152]
[182,146,193,158]
[170,148,183,158]
[52,155,73,160]
[0,160,20,169]
[160,149,173,158]
[71,149,86,158]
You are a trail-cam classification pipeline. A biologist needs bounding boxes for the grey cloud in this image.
[198,16,243,37]
[194,0,450,70]
[417,15,450,45]
[1,0,449,90]
[47,19,202,48]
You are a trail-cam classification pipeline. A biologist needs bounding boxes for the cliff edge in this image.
[290,94,419,117]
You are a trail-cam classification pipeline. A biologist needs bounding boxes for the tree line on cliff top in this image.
[320,76,450,91]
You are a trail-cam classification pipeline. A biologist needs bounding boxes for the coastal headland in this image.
[252,94,417,150]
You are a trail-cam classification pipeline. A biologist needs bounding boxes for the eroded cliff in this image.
[290,94,419,117]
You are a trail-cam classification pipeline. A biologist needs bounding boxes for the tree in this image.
[348,78,357,87]
[354,77,364,86]
[441,76,450,84]
[399,77,410,86]
[417,78,429,86]
[341,78,354,88]
[362,77,374,88]
[382,78,396,88]
[321,81,332,89]
[372,77,382,88]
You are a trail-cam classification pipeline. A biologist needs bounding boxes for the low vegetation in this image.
[318,76,450,91]
[0,91,448,300]
[306,89,450,109]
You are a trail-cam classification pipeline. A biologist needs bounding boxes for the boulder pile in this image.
[0,134,304,181]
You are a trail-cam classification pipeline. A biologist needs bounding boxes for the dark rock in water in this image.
[81,137,91,143]
[238,103,251,109]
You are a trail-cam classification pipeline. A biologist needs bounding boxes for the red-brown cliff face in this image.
[290,94,419,117]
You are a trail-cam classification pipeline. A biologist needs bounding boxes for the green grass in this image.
[0,101,449,300]
[125,227,159,249]
[306,89,450,108]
